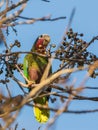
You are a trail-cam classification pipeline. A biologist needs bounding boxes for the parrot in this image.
[23,34,51,123]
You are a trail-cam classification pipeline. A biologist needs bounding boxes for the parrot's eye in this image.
[40,35,43,38]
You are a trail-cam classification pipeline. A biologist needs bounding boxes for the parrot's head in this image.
[34,34,50,54]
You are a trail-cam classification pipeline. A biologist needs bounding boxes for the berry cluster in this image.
[0,40,22,82]
[55,29,97,70]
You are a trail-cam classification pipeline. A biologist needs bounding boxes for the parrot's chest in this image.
[28,56,48,83]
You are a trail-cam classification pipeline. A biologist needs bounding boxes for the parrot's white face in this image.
[35,34,50,53]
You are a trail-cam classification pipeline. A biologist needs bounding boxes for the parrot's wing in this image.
[23,56,29,79]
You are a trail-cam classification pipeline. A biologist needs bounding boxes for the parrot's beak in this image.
[43,35,51,47]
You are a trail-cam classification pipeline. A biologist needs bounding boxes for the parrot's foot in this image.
[28,81,35,87]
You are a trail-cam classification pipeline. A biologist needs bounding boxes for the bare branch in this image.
[0,0,28,17]
[4,15,66,27]
[0,0,27,27]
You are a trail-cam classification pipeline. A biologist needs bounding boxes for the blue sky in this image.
[1,0,98,130]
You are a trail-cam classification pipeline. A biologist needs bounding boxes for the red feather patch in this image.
[36,38,44,49]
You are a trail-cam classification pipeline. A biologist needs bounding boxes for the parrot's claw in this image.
[28,81,35,87]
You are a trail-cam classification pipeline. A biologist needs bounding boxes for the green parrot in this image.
[23,34,51,123]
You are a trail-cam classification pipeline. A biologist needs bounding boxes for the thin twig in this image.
[18,15,66,21]
[15,64,30,83]
[5,83,11,98]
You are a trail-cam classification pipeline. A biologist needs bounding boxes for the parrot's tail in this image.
[33,96,50,123]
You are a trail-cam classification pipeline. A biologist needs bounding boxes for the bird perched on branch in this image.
[23,34,51,123]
